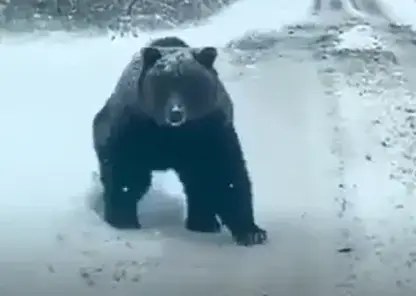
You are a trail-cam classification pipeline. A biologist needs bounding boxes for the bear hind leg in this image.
[186,203,222,233]
[177,170,222,233]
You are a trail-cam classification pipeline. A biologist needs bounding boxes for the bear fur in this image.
[92,36,267,246]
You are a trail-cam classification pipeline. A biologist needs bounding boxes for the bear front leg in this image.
[176,169,222,233]
[100,161,152,229]
[211,126,268,246]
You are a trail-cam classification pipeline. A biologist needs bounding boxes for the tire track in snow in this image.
[317,20,416,294]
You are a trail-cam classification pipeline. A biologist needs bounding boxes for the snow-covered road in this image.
[1,0,416,295]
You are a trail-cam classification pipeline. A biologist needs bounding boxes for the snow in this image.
[377,0,416,29]
[1,0,416,295]
[336,24,384,50]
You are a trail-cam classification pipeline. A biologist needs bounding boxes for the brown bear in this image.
[92,36,267,246]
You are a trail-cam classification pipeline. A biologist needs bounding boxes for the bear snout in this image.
[165,104,187,127]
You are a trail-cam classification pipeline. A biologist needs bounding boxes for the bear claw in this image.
[233,226,268,246]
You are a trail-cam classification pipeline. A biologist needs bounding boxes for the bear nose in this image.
[166,107,186,126]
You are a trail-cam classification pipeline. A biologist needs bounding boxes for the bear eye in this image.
[180,75,214,103]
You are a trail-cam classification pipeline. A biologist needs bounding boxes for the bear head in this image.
[137,44,223,127]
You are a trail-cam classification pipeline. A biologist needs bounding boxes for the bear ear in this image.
[141,47,162,68]
[193,46,218,69]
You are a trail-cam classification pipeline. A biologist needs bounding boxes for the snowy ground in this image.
[1,0,416,295]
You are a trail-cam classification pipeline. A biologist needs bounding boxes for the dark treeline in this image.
[0,0,236,32]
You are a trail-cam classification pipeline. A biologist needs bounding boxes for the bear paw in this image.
[103,194,141,229]
[232,225,268,246]
[104,209,141,229]
[186,217,222,233]
[105,216,142,229]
